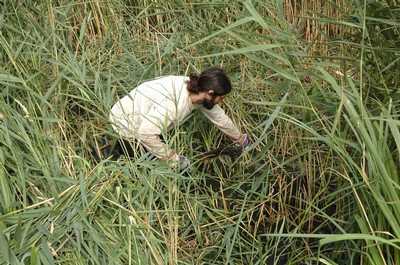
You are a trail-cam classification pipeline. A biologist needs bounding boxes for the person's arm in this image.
[199,104,243,143]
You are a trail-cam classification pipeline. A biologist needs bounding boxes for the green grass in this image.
[1,0,399,264]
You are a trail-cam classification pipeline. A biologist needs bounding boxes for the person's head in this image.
[186,67,232,110]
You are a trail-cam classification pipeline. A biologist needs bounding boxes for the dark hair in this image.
[186,67,232,96]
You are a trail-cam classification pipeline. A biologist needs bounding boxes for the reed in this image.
[0,0,399,264]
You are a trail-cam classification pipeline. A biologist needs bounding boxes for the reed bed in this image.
[1,0,399,264]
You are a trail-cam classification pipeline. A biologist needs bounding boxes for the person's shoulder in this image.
[171,75,188,82]
[163,76,189,89]
[137,76,173,89]
[142,75,185,84]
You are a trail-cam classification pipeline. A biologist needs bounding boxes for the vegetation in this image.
[1,0,399,264]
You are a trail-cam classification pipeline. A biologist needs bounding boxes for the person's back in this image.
[110,75,190,139]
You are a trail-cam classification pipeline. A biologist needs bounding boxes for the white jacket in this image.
[109,75,241,160]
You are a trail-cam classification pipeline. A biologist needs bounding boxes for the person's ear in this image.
[207,90,215,96]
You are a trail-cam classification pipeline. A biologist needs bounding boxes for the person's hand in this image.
[235,133,250,148]
[168,153,191,171]
[178,155,190,170]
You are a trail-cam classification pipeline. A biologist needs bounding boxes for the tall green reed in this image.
[1,0,399,264]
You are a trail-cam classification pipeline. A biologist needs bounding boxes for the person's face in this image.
[203,91,226,110]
